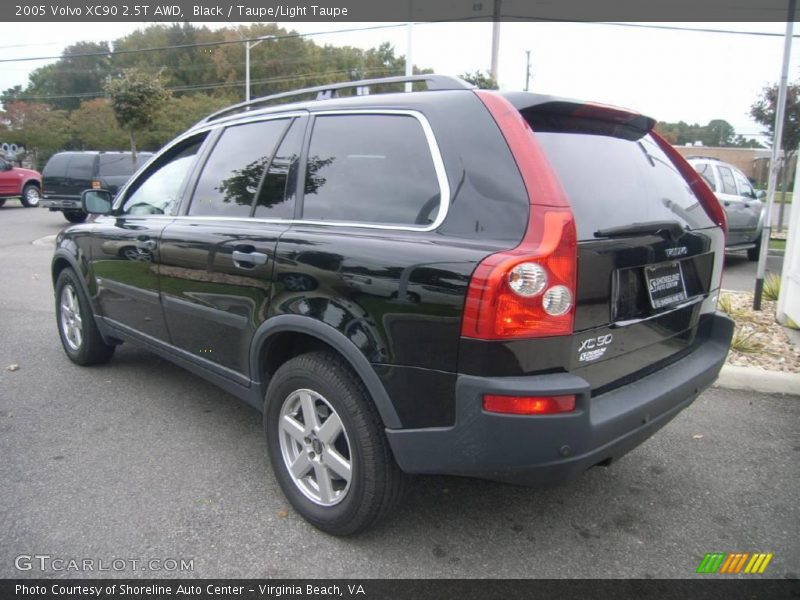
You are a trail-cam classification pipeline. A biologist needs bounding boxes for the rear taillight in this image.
[483,394,576,415]
[91,180,101,189]
[464,91,577,340]
[651,131,728,234]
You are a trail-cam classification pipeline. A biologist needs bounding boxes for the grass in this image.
[762,274,781,302]
[769,238,786,252]
[730,328,762,354]
[717,292,748,320]
[758,190,793,204]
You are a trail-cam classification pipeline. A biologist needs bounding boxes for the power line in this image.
[0,23,413,63]
[7,67,400,101]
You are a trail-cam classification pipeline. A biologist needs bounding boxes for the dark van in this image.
[41,151,153,222]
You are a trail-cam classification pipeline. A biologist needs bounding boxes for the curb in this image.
[714,364,800,395]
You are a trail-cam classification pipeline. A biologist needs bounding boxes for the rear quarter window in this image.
[67,154,96,179]
[301,114,442,227]
[98,154,150,177]
[42,154,70,178]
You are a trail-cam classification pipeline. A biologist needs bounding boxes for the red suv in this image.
[0,156,42,208]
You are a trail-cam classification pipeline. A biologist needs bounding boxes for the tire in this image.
[0,199,6,208]
[747,237,761,261]
[63,210,87,224]
[20,183,40,207]
[264,351,406,535]
[55,269,115,366]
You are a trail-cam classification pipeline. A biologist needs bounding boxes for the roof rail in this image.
[198,74,474,125]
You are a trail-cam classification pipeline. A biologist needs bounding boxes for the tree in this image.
[459,70,498,89]
[0,101,71,168]
[751,82,800,230]
[104,69,170,163]
[70,98,128,150]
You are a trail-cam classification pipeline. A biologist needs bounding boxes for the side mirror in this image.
[81,189,112,215]
[755,190,766,200]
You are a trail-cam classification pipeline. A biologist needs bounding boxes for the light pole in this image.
[244,35,274,102]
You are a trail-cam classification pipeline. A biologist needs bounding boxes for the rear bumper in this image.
[40,198,81,210]
[386,313,734,485]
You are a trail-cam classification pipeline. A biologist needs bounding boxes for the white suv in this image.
[687,157,765,260]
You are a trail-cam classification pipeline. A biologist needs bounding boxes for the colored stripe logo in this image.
[697,552,773,574]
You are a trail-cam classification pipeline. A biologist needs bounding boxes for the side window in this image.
[694,163,716,191]
[121,136,205,216]
[254,118,304,219]
[67,154,96,180]
[733,170,755,199]
[43,154,70,178]
[717,166,738,195]
[189,119,289,217]
[302,114,442,226]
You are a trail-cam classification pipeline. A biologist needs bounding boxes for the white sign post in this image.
[777,147,800,327]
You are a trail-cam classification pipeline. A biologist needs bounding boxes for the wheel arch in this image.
[251,315,402,428]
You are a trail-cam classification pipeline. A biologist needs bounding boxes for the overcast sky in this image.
[0,21,797,143]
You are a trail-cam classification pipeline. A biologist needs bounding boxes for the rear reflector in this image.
[464,91,577,340]
[483,394,576,415]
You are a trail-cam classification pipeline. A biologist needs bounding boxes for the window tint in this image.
[302,114,441,226]
[531,130,714,239]
[43,154,70,177]
[121,137,204,216]
[733,169,755,199]
[67,154,95,179]
[189,119,289,217]
[98,153,151,177]
[717,166,737,195]
[254,118,304,219]
[694,163,717,191]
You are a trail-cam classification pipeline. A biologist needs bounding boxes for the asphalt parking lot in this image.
[1,202,798,579]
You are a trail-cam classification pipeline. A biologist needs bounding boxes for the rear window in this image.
[524,114,715,240]
[98,153,150,177]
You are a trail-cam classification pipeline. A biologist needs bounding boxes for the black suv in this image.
[52,75,733,535]
[41,150,152,223]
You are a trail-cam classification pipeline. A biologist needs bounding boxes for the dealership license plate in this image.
[644,262,687,309]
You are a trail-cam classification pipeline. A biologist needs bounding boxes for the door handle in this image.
[136,239,157,251]
[232,250,268,266]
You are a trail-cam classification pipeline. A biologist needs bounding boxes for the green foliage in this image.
[69,98,128,150]
[2,23,424,157]
[105,69,170,133]
[762,274,781,302]
[0,101,71,168]
[730,327,761,353]
[459,70,498,90]
[750,82,800,159]
[655,119,762,148]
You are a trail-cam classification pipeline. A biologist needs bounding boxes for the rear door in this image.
[89,135,207,341]
[732,168,762,242]
[715,163,749,245]
[158,115,305,379]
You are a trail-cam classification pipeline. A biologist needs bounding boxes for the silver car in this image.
[687,157,766,260]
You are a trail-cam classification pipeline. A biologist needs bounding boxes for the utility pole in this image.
[754,0,795,310]
[490,0,501,82]
[524,50,531,91]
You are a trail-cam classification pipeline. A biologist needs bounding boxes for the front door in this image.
[89,134,208,341]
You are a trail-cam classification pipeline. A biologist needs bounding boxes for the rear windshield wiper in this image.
[594,220,686,240]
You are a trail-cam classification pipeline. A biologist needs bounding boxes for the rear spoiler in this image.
[500,92,656,134]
